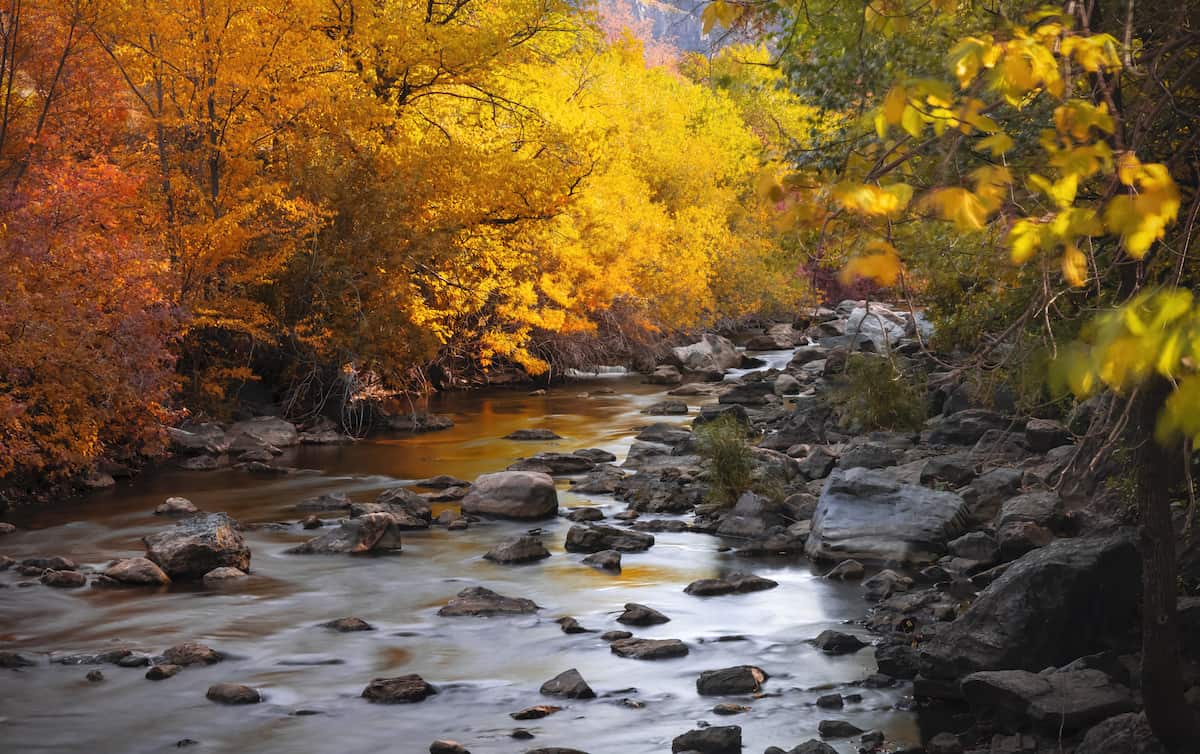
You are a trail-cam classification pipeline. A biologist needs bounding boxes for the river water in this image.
[0,355,920,754]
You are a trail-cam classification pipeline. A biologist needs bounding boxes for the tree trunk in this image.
[1134,378,1200,751]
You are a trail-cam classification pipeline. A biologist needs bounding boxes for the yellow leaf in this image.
[1116,151,1141,185]
[901,104,924,138]
[1008,219,1044,263]
[920,187,989,230]
[839,240,903,287]
[884,85,908,126]
[976,132,1015,156]
[1061,243,1088,287]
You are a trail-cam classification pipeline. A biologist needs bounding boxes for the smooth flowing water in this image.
[0,365,920,754]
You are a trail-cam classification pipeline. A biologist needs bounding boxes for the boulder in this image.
[714,492,784,540]
[919,535,1139,679]
[226,416,299,449]
[696,665,768,695]
[997,492,1063,529]
[948,532,999,565]
[539,668,595,699]
[202,566,247,585]
[295,492,353,512]
[155,497,199,516]
[416,474,470,489]
[825,559,865,580]
[508,453,595,475]
[773,373,802,396]
[684,572,778,596]
[673,334,741,372]
[927,409,1014,445]
[642,400,689,416]
[769,742,837,754]
[875,642,919,679]
[582,550,621,572]
[961,468,1023,523]
[920,455,977,487]
[145,664,181,680]
[961,669,1135,733]
[813,630,867,655]
[718,381,775,406]
[437,586,538,616]
[635,423,692,445]
[647,365,683,385]
[837,443,898,470]
[845,306,907,351]
[672,725,741,754]
[610,638,689,660]
[460,471,558,520]
[617,603,669,626]
[806,468,969,565]
[288,513,403,554]
[323,617,373,632]
[564,524,653,553]
[574,448,617,463]
[510,705,562,720]
[163,642,222,666]
[206,683,261,705]
[41,569,86,588]
[105,558,170,586]
[429,741,469,754]
[143,513,251,579]
[362,674,437,703]
[1025,418,1071,453]
[505,429,562,440]
[484,536,551,564]
[167,423,228,455]
[862,569,911,600]
[693,403,750,428]
[1075,713,1166,754]
[997,521,1054,560]
[817,720,862,738]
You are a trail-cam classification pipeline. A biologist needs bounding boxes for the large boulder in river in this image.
[805,468,968,565]
[564,524,654,553]
[437,586,538,616]
[460,471,558,520]
[672,333,741,372]
[143,513,251,579]
[288,513,404,554]
[484,535,551,564]
[919,534,1139,680]
[226,416,299,449]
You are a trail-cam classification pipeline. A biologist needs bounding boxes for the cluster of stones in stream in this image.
[2,304,1176,753]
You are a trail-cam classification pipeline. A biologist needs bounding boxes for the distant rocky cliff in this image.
[599,0,710,52]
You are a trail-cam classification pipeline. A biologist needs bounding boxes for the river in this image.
[0,352,921,754]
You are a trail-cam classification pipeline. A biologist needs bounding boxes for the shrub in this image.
[831,354,926,432]
[695,414,754,506]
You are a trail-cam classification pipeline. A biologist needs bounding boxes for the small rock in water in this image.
[483,535,551,564]
[429,741,470,754]
[712,703,750,715]
[766,741,836,754]
[163,642,222,666]
[0,651,35,668]
[860,730,887,749]
[86,670,104,683]
[671,724,742,753]
[105,558,171,586]
[601,630,633,642]
[416,474,470,489]
[815,693,843,709]
[817,720,863,738]
[143,512,251,578]
[41,570,86,588]
[539,668,595,699]
[617,603,669,626]
[510,704,562,720]
[146,664,181,680]
[504,428,561,440]
[824,559,864,580]
[301,515,323,529]
[566,507,604,522]
[437,586,538,617]
[447,519,469,531]
[684,572,778,596]
[610,638,689,660]
[812,630,867,655]
[202,566,247,586]
[206,683,261,705]
[0,522,16,535]
[361,674,438,703]
[556,616,592,634]
[322,616,374,632]
[117,654,150,668]
[155,497,199,516]
[582,550,621,572]
[510,729,535,740]
[696,666,769,696]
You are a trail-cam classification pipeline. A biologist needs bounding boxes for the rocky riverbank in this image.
[0,300,1178,753]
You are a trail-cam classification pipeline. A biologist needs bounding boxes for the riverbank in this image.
[0,301,1168,753]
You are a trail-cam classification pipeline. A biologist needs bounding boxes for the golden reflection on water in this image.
[376,645,413,670]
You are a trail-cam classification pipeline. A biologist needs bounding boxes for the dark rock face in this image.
[1024,418,1071,452]
[617,603,670,626]
[437,586,538,617]
[609,638,689,660]
[206,683,261,705]
[816,720,862,738]
[322,617,373,632]
[104,558,171,586]
[684,572,778,596]
[671,725,742,754]
[806,468,969,565]
[145,664,181,680]
[927,409,1015,445]
[484,535,551,564]
[0,651,35,668]
[718,381,775,406]
[564,524,654,553]
[770,741,837,754]
[1075,713,1166,754]
[539,668,595,699]
[288,513,403,554]
[813,630,867,655]
[961,668,1135,733]
[460,471,559,520]
[919,535,1139,680]
[920,455,977,487]
[715,492,785,539]
[696,665,768,695]
[837,443,898,470]
[635,423,692,445]
[875,643,919,679]
[143,513,251,578]
[693,403,750,428]
[361,674,437,703]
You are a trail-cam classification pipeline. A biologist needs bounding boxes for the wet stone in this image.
[816,693,843,709]
[813,630,867,655]
[609,637,689,660]
[429,740,470,754]
[601,630,632,641]
[361,674,437,703]
[713,703,751,715]
[817,720,863,738]
[582,550,621,572]
[696,665,768,695]
[146,664,182,680]
[163,642,222,666]
[510,705,561,720]
[671,725,742,754]
[539,668,595,699]
[556,616,592,634]
[206,683,262,705]
[437,586,539,617]
[616,603,669,626]
[484,535,551,564]
[323,617,374,632]
[86,670,104,682]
